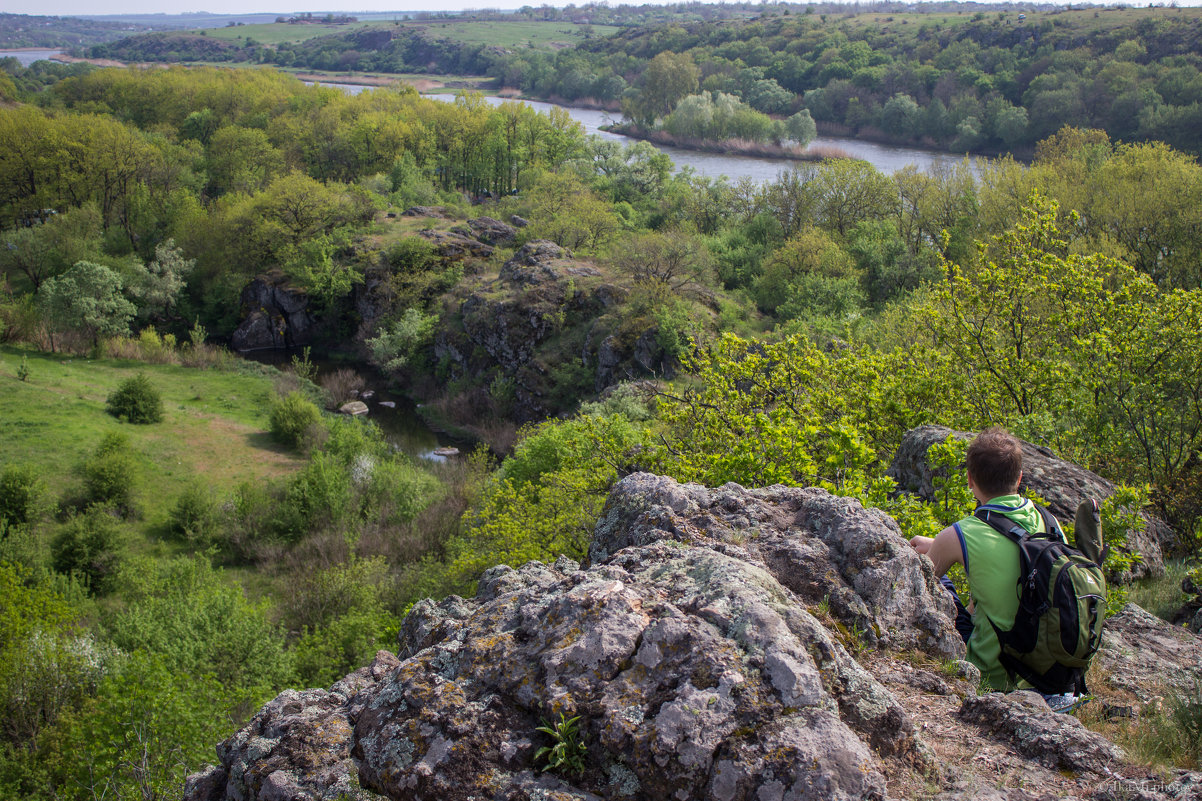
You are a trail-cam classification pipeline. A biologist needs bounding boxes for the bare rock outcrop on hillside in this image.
[888,425,1166,579]
[231,272,314,352]
[186,474,1202,801]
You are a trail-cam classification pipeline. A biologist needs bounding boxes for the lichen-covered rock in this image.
[498,239,569,287]
[589,473,964,659]
[1094,603,1202,699]
[465,216,518,245]
[189,474,959,801]
[959,691,1125,774]
[416,229,494,261]
[887,425,1166,579]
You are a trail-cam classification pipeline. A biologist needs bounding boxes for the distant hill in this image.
[0,12,173,48]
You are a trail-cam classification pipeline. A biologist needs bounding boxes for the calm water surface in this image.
[0,49,66,66]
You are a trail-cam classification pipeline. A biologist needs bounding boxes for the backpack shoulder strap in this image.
[1033,504,1066,543]
[973,507,1030,543]
[973,503,1064,543]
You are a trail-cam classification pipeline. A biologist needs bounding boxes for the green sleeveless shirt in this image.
[952,495,1047,690]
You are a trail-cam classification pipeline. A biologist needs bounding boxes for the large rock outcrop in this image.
[186,474,1202,801]
[231,273,314,352]
[888,425,1166,579]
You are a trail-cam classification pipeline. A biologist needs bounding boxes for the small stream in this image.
[241,350,460,462]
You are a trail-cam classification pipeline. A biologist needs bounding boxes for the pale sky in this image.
[9,0,1202,24]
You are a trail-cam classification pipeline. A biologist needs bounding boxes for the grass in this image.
[196,21,384,46]
[1128,559,1193,621]
[0,345,304,527]
[404,20,619,49]
[190,19,619,50]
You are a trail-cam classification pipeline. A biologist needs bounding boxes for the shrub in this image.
[279,452,354,539]
[80,433,138,514]
[321,368,365,410]
[51,506,125,595]
[269,392,322,450]
[105,373,164,424]
[168,484,220,547]
[0,463,50,527]
[362,459,439,527]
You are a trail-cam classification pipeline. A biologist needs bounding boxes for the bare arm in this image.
[910,526,965,577]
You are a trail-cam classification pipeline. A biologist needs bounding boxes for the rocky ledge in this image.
[186,474,1202,801]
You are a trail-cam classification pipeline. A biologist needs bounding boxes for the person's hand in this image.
[910,535,934,555]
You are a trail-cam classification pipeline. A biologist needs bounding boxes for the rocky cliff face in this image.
[231,273,315,352]
[185,474,1202,801]
[888,425,1168,580]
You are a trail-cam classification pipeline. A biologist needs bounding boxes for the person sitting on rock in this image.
[909,427,1064,694]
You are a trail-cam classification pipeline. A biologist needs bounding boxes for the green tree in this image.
[629,51,700,126]
[785,109,817,147]
[51,506,126,595]
[0,464,50,528]
[125,239,193,323]
[38,261,136,351]
[367,308,438,373]
[105,373,164,424]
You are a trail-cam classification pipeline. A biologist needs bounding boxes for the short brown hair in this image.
[965,427,1023,498]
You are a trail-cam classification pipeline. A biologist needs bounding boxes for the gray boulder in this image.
[959,691,1124,775]
[465,216,518,246]
[888,425,1166,579]
[400,206,449,218]
[187,474,960,801]
[416,229,494,261]
[589,473,965,659]
[1094,603,1202,700]
[499,239,569,287]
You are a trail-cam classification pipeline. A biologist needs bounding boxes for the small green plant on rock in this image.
[535,713,587,776]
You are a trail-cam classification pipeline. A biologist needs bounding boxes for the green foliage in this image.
[534,713,587,776]
[290,346,318,384]
[280,451,354,539]
[41,651,238,801]
[168,484,220,547]
[79,432,139,513]
[51,506,125,595]
[0,562,100,752]
[106,556,291,698]
[269,391,323,450]
[15,355,28,382]
[927,436,975,526]
[283,556,396,687]
[38,261,137,350]
[0,463,50,528]
[291,606,395,689]
[361,458,440,528]
[653,332,965,490]
[367,308,438,373]
[105,372,164,424]
[126,239,193,322]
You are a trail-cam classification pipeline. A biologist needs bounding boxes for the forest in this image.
[2,35,1202,799]
[86,4,1202,158]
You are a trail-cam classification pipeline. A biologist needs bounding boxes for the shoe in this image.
[1042,692,1090,714]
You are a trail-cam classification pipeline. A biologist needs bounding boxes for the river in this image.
[0,49,67,66]
[323,80,981,180]
[421,92,978,181]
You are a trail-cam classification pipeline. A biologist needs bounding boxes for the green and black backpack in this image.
[974,505,1108,695]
